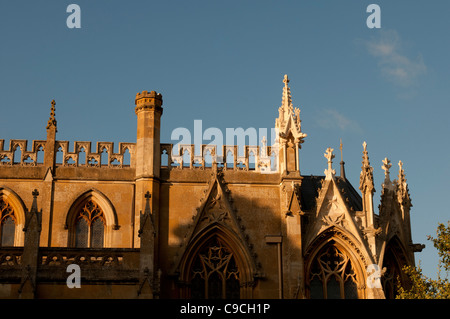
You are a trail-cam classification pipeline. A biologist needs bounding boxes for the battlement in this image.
[0,139,135,168]
[0,139,46,166]
[54,141,135,168]
[135,90,162,101]
[0,138,280,173]
[134,90,163,114]
[161,143,278,172]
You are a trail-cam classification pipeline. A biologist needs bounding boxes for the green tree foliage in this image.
[396,221,450,299]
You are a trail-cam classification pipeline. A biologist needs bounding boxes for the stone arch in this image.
[64,189,119,247]
[0,186,27,246]
[177,224,256,299]
[305,228,367,299]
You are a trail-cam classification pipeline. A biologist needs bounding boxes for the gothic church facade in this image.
[0,75,424,299]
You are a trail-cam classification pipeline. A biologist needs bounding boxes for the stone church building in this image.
[0,75,424,299]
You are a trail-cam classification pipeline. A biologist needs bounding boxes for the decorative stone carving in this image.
[275,74,307,145]
[46,99,57,131]
[324,147,336,178]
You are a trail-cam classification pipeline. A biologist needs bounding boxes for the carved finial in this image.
[382,158,392,179]
[324,147,336,178]
[381,157,393,190]
[139,190,155,237]
[324,147,335,163]
[24,189,42,233]
[46,99,57,131]
[31,189,39,215]
[283,74,289,87]
[280,74,293,114]
[32,189,39,198]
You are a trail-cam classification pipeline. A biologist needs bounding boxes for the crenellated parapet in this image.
[163,142,278,172]
[55,141,135,168]
[0,139,135,168]
[0,139,46,166]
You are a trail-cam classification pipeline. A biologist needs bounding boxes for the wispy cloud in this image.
[365,29,426,88]
[315,108,362,133]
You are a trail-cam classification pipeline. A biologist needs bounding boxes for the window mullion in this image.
[87,223,92,248]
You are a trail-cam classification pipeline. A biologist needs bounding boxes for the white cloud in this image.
[315,108,362,133]
[366,29,426,88]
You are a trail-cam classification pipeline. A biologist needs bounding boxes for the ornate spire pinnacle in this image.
[339,138,346,179]
[324,147,336,178]
[397,160,411,206]
[275,75,306,141]
[359,141,374,193]
[362,141,370,166]
[46,99,57,131]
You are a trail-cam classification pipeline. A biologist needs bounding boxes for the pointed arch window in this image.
[190,236,240,299]
[74,200,105,248]
[308,243,359,299]
[381,243,404,299]
[382,257,401,299]
[0,198,16,247]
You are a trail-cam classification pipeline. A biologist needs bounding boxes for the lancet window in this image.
[0,198,16,247]
[381,245,404,299]
[74,200,105,248]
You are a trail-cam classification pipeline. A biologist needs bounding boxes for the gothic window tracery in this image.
[309,242,359,299]
[190,236,240,299]
[0,198,16,247]
[74,200,105,248]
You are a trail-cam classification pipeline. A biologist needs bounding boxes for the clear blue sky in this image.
[1,1,449,280]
